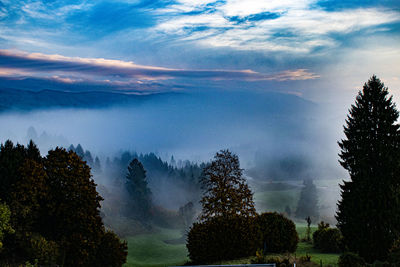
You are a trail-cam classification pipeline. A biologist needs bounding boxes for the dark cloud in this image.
[0,50,319,83]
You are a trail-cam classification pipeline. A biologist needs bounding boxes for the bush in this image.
[266,255,290,266]
[313,221,342,253]
[338,252,366,267]
[255,212,298,253]
[251,249,266,264]
[388,239,400,265]
[187,215,257,264]
[187,212,299,264]
[368,260,390,267]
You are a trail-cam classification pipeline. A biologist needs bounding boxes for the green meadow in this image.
[124,179,341,267]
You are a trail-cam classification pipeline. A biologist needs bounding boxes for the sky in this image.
[0,0,399,173]
[0,0,399,105]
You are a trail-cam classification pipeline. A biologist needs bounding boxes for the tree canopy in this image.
[336,75,400,262]
[199,149,256,221]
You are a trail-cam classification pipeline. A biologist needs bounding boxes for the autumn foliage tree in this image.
[199,149,256,221]
[187,150,257,263]
[42,148,106,266]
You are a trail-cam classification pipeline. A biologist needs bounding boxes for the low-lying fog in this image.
[0,90,348,220]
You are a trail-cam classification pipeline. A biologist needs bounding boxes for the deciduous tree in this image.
[199,150,256,221]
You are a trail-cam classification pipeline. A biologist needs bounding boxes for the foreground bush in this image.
[313,221,342,253]
[338,252,365,267]
[187,215,257,264]
[187,212,298,263]
[387,239,400,265]
[255,212,298,253]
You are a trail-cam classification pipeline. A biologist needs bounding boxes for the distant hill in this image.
[0,87,314,114]
[0,86,330,181]
[0,88,174,112]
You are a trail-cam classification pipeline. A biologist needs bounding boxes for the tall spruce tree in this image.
[199,150,256,221]
[126,159,152,220]
[336,75,400,262]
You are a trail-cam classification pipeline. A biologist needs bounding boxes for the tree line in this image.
[0,141,127,266]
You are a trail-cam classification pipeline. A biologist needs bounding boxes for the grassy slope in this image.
[124,227,188,267]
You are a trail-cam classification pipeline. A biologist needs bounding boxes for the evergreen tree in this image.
[74,144,84,158]
[336,75,400,262]
[84,150,94,166]
[295,179,319,220]
[199,150,256,221]
[0,140,41,203]
[125,159,152,220]
[94,156,102,173]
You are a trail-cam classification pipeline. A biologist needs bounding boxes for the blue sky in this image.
[0,0,399,104]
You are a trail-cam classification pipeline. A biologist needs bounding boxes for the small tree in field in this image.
[199,150,256,221]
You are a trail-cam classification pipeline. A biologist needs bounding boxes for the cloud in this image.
[154,1,400,53]
[0,49,319,89]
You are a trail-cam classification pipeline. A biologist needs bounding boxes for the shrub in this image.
[313,221,342,253]
[299,254,312,262]
[187,215,257,264]
[251,249,266,264]
[265,256,290,266]
[255,212,298,253]
[368,260,390,267]
[26,234,59,265]
[338,252,366,267]
[95,231,128,267]
[388,239,400,265]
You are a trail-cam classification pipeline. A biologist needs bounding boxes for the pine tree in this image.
[74,144,84,158]
[94,156,102,173]
[199,150,256,221]
[84,150,94,166]
[295,179,319,220]
[336,75,400,262]
[125,159,152,220]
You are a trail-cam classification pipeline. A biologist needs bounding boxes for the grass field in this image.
[123,224,339,267]
[124,179,341,267]
[296,242,339,266]
[124,227,188,267]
